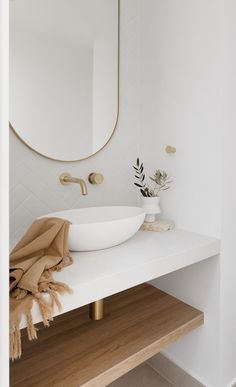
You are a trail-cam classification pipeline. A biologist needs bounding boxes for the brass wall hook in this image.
[165,145,176,154]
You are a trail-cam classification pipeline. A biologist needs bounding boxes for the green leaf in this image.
[134,182,143,188]
[140,188,147,197]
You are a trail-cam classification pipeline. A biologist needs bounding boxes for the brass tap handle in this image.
[165,145,176,154]
[88,172,104,185]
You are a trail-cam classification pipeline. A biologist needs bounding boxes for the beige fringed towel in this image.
[10,217,73,361]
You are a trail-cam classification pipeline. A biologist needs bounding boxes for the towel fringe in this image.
[49,289,62,312]
[50,281,73,295]
[10,323,22,361]
[34,293,53,327]
[10,282,73,361]
[26,311,38,341]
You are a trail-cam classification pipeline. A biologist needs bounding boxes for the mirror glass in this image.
[10,0,119,161]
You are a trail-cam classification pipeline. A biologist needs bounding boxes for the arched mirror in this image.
[10,0,119,161]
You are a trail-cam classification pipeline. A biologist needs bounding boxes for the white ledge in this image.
[20,229,220,328]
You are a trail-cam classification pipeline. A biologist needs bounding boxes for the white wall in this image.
[220,0,236,385]
[10,0,141,246]
[140,1,236,386]
[140,0,221,237]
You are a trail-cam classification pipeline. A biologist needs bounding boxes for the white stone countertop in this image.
[20,229,220,328]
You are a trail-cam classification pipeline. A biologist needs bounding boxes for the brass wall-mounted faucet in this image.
[59,173,88,195]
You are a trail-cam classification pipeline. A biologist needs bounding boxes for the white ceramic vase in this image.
[140,196,161,223]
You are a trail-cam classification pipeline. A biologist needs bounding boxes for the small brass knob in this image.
[88,172,104,185]
[165,145,176,154]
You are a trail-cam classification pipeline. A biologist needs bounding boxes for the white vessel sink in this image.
[45,206,146,251]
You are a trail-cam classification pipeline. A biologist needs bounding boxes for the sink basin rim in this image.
[44,206,146,225]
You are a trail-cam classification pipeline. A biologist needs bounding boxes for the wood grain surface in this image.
[11,284,204,387]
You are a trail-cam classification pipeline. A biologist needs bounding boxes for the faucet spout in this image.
[60,173,88,195]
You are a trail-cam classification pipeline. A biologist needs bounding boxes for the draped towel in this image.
[10,217,73,361]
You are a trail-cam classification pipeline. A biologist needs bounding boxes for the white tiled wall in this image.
[10,0,141,246]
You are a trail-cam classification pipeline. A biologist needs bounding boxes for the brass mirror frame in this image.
[10,0,120,162]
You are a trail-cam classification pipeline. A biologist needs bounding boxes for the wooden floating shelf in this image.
[11,284,204,387]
